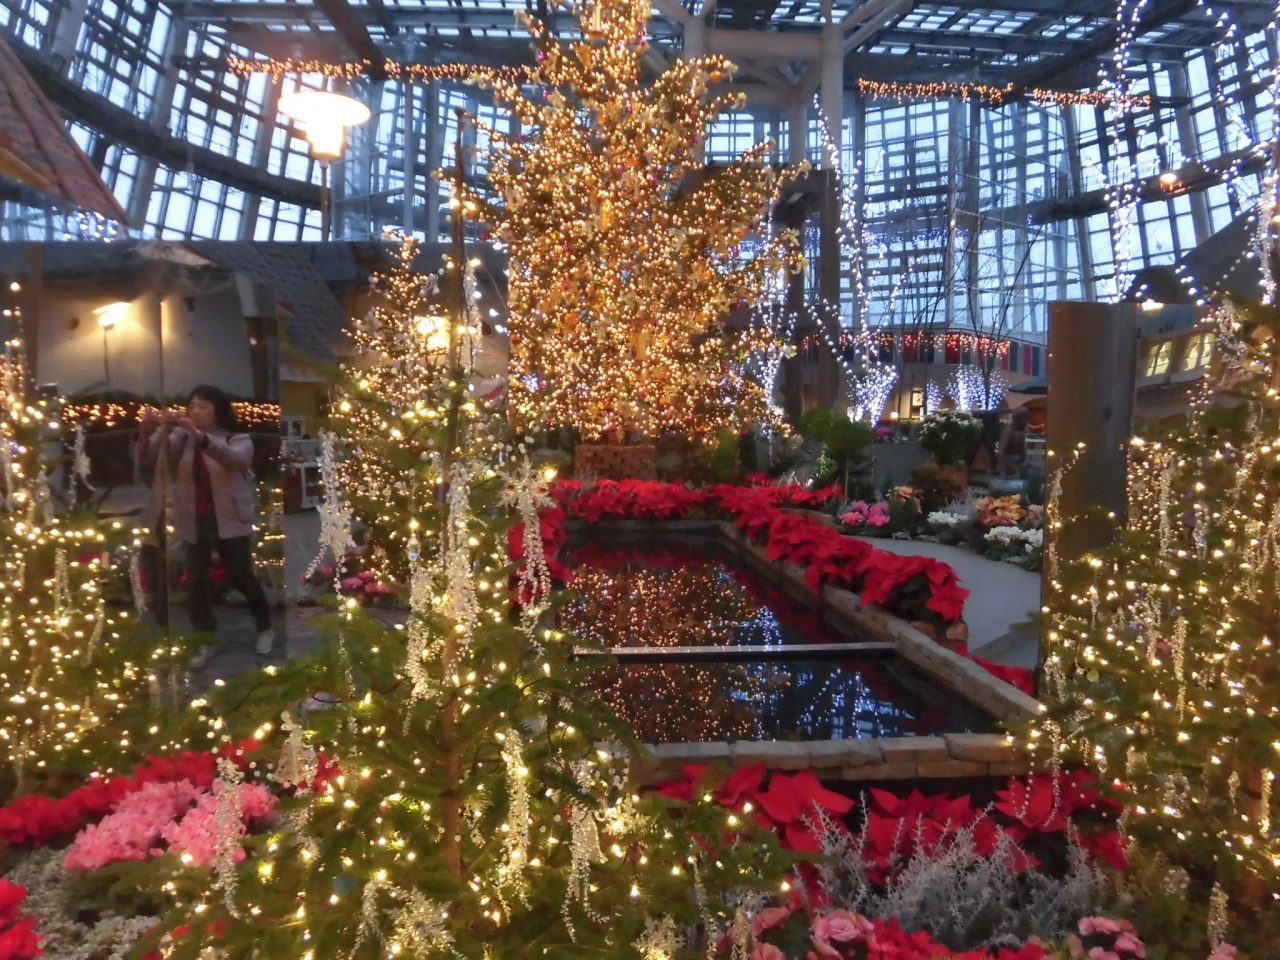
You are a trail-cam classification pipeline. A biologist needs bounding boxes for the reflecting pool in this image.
[561,539,995,744]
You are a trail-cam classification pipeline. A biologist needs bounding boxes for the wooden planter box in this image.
[574,444,657,480]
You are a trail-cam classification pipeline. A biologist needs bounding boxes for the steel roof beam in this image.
[310,0,387,64]
[14,44,322,209]
[1008,0,1202,90]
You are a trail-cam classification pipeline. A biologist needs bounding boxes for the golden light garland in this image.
[225,56,1153,111]
[857,78,1152,109]
[62,400,282,429]
[226,55,532,86]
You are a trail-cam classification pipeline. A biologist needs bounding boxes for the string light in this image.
[0,336,162,789]
[61,401,281,429]
[946,365,1010,411]
[226,55,532,87]
[856,78,1152,110]
[1037,303,1280,941]
[223,58,1152,112]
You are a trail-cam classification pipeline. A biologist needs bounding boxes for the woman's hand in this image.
[175,413,200,437]
[140,408,161,430]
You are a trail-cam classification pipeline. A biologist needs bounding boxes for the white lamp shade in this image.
[278,90,372,161]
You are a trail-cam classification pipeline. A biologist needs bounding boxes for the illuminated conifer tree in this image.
[0,337,163,794]
[1037,300,1280,952]
[466,0,802,440]
[133,235,788,960]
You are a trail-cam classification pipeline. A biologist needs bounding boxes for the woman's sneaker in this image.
[256,628,275,656]
[189,645,214,670]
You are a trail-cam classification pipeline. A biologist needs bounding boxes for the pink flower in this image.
[1079,917,1129,937]
[161,782,276,867]
[1208,946,1237,960]
[64,780,202,872]
[749,946,785,960]
[811,910,872,944]
[238,783,276,820]
[751,907,792,939]
[1114,933,1145,957]
[1066,935,1084,958]
[1088,950,1121,960]
[339,576,363,591]
[160,793,222,866]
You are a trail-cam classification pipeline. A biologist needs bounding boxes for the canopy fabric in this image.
[0,33,129,224]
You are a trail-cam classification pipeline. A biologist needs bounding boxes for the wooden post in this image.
[1043,300,1138,571]
[21,244,42,392]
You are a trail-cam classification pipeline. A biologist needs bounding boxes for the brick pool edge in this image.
[569,518,1040,784]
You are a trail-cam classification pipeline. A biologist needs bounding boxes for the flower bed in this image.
[649,764,1213,960]
[925,497,1045,571]
[0,743,335,959]
[550,480,968,632]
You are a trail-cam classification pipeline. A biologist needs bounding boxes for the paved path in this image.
[855,537,1041,668]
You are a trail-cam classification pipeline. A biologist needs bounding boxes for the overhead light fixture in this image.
[1159,171,1179,185]
[278,90,371,241]
[1140,300,1164,312]
[93,302,128,329]
[278,90,371,162]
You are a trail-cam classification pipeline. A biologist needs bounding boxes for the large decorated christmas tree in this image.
[466,0,802,441]
[1037,299,1280,952]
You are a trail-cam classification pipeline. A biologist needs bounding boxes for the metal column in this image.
[47,0,89,74]
[424,83,442,242]
[1167,60,1213,246]
[788,98,807,164]
[238,74,282,241]
[1060,106,1096,302]
[819,24,842,169]
[125,16,190,229]
[403,81,417,234]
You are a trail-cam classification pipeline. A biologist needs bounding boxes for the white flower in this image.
[927,511,966,528]
[985,526,1042,550]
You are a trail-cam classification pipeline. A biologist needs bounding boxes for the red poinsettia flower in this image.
[0,881,27,927]
[1079,828,1128,871]
[0,916,40,960]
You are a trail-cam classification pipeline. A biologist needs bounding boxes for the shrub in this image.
[918,410,983,468]
[802,409,874,497]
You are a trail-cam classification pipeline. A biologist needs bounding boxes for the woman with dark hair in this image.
[141,385,274,666]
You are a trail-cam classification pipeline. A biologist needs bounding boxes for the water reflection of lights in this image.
[561,543,981,744]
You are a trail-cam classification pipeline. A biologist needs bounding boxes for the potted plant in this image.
[917,410,983,489]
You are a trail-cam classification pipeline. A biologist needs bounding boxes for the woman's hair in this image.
[187,385,241,432]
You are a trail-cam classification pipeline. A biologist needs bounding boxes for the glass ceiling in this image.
[0,0,1275,336]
